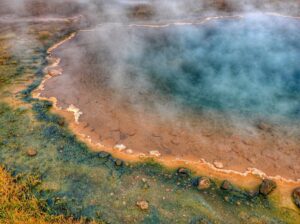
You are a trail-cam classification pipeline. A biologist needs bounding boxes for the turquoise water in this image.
[121,15,300,119]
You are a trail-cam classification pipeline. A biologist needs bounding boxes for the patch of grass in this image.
[0,166,99,224]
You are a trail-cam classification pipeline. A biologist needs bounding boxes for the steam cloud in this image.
[3,0,300,129]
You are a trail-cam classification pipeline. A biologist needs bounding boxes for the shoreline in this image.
[33,15,300,211]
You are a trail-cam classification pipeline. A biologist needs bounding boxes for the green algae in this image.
[0,102,299,223]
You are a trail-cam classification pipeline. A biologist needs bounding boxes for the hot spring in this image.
[132,16,300,119]
[40,14,300,179]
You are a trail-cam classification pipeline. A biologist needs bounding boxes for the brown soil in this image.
[38,27,300,181]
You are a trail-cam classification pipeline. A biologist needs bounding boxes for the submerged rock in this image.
[256,122,272,132]
[259,179,276,196]
[292,187,300,208]
[221,180,233,190]
[197,177,211,190]
[26,148,37,157]
[136,200,149,210]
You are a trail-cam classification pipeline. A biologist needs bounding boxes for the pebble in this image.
[259,179,277,196]
[213,161,224,169]
[177,168,190,176]
[26,148,37,157]
[136,200,149,210]
[149,150,161,157]
[197,177,211,190]
[114,144,126,151]
[221,180,233,190]
[97,151,110,158]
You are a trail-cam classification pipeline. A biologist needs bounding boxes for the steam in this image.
[77,14,300,122]
[3,0,300,131]
[2,1,300,20]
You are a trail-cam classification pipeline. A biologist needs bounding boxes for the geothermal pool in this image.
[40,15,300,179]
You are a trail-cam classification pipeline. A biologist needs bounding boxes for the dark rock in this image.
[177,167,190,176]
[26,148,37,157]
[197,177,211,190]
[97,151,110,158]
[221,180,233,190]
[292,187,300,208]
[259,179,276,196]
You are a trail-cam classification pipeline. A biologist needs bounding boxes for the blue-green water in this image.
[121,15,300,119]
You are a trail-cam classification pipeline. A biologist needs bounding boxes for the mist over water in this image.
[89,15,300,122]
